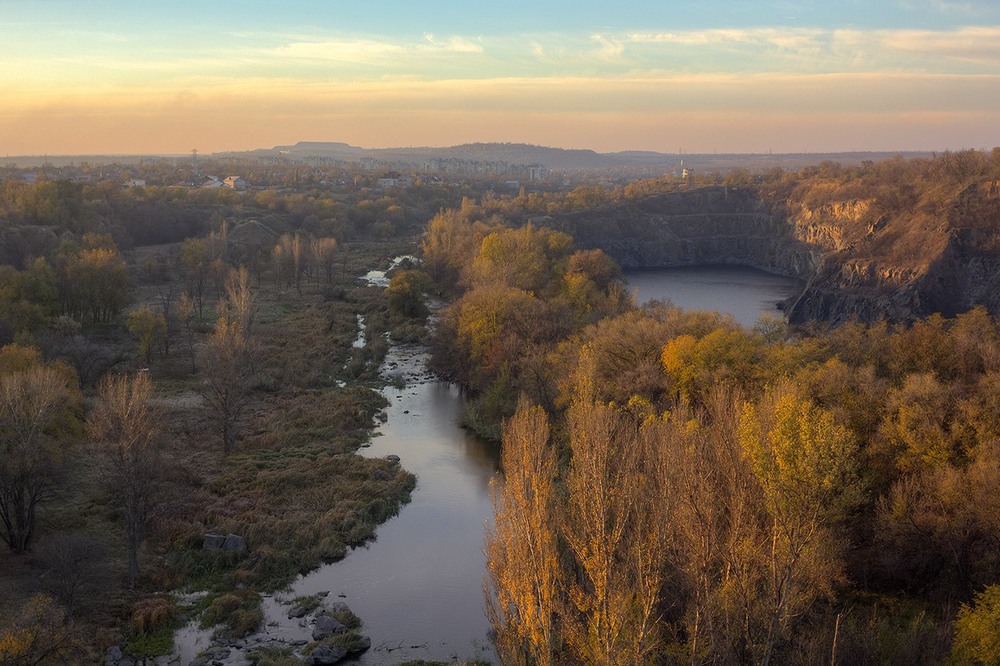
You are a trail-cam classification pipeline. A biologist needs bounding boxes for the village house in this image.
[223,176,247,190]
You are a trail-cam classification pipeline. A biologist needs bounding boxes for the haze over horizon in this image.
[3,0,999,156]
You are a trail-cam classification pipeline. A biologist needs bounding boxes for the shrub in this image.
[951,585,1000,665]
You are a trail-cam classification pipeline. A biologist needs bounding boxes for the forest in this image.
[417,152,1000,665]
[1,150,1000,664]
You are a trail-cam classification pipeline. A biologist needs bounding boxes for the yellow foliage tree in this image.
[739,388,862,666]
[486,400,561,665]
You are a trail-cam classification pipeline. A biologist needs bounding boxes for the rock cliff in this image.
[544,181,1000,325]
[548,187,817,278]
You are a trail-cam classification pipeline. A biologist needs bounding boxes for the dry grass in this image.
[1,240,423,656]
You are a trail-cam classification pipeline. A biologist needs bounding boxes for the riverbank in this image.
[171,338,496,665]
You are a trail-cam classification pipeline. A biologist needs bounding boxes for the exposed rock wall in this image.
[544,183,1000,325]
[549,187,818,279]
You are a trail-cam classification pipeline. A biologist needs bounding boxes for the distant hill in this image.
[258,141,932,173]
[4,142,934,173]
[267,141,619,170]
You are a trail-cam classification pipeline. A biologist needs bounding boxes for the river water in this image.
[273,343,499,664]
[175,265,801,665]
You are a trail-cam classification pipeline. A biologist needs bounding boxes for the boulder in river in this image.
[309,645,348,665]
[385,454,401,463]
[311,615,347,641]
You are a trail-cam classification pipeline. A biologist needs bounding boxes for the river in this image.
[174,264,801,665]
[272,342,499,664]
[281,265,801,663]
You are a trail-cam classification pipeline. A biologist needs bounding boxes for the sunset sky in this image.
[3,0,999,155]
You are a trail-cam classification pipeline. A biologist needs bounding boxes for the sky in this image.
[2,0,999,155]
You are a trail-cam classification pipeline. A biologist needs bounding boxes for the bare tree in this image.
[177,292,198,373]
[486,399,561,666]
[87,371,160,588]
[310,236,338,284]
[36,531,110,621]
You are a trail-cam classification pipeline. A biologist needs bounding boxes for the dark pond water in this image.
[626,264,803,328]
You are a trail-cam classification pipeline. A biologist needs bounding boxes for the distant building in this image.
[528,164,546,181]
[377,171,413,189]
[223,176,247,190]
[201,176,223,188]
[124,178,146,188]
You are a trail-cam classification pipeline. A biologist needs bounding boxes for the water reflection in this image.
[285,345,499,664]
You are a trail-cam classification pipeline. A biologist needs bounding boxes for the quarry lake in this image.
[625,264,804,327]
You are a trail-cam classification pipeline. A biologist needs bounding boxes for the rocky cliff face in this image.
[549,187,818,279]
[545,182,1000,325]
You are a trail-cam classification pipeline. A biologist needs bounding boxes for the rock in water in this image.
[311,615,347,641]
[309,645,348,665]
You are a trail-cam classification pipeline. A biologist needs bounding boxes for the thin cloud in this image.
[271,33,484,65]
[881,26,1000,65]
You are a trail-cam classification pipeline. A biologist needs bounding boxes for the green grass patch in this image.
[329,607,362,631]
[246,644,304,666]
[125,625,176,658]
[200,588,263,638]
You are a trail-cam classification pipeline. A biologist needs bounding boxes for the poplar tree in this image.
[486,400,561,665]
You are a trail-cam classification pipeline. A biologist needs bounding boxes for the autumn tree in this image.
[738,388,863,666]
[200,267,257,454]
[180,237,211,316]
[274,232,307,295]
[645,394,734,664]
[486,400,561,665]
[420,208,490,289]
[560,354,664,665]
[126,305,168,365]
[880,372,957,471]
[387,269,433,320]
[59,245,128,323]
[0,258,59,337]
[88,371,160,588]
[951,584,1000,665]
[0,346,80,552]
[0,594,84,663]
[470,224,573,294]
[309,236,338,284]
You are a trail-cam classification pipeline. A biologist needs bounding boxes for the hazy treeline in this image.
[420,186,1000,664]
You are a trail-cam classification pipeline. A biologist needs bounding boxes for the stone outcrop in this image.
[544,183,1000,325]
[548,187,818,279]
